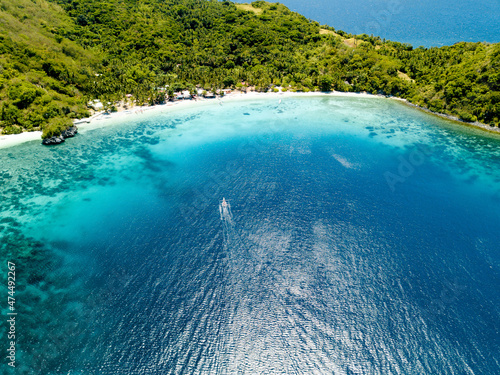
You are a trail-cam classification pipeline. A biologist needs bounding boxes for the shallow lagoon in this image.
[1,96,499,374]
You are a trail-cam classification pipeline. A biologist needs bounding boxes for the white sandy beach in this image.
[2,90,496,149]
[0,91,377,149]
[75,90,378,128]
[0,131,43,149]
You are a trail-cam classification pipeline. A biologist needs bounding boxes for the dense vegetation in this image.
[0,0,499,139]
[0,0,96,137]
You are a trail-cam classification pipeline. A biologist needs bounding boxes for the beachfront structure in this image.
[88,99,103,110]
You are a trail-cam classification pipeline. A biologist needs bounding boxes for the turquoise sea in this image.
[232,0,500,47]
[1,96,499,373]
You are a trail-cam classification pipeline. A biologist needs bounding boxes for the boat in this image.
[219,197,232,221]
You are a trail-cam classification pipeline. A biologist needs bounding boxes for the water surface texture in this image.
[232,0,500,47]
[1,96,499,374]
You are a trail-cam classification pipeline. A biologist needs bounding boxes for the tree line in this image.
[0,0,499,139]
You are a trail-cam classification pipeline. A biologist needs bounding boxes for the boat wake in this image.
[219,197,234,245]
[219,197,233,225]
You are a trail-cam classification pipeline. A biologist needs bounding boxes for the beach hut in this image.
[88,99,103,110]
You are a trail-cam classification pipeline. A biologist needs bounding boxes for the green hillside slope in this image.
[0,0,99,137]
[0,0,499,139]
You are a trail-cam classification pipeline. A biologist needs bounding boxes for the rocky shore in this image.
[41,126,79,146]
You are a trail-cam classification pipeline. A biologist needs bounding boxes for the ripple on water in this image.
[1,96,499,374]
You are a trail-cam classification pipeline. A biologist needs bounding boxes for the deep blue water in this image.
[1,96,500,374]
[232,0,500,47]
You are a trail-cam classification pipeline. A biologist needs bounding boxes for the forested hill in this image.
[1,0,499,139]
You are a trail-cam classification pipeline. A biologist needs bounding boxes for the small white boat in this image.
[219,197,232,221]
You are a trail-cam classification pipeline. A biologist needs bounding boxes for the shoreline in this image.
[69,90,389,134]
[1,90,498,149]
[0,131,43,149]
[392,97,500,135]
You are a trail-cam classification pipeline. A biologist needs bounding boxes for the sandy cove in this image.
[0,91,375,149]
[1,90,498,149]
[75,91,379,128]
